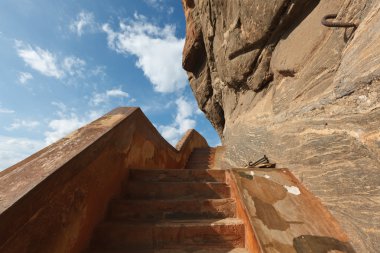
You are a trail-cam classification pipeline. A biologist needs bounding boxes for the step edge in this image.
[111,198,236,204]
[127,182,229,185]
[97,218,244,228]
[129,169,225,172]
[88,248,248,253]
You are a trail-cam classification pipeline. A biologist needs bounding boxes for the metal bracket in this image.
[246,155,276,168]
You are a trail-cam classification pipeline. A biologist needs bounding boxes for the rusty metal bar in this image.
[321,14,356,28]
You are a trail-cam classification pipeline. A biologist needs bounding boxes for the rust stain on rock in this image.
[241,174,287,204]
[253,196,290,231]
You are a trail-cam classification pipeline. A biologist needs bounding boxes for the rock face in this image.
[182,0,380,252]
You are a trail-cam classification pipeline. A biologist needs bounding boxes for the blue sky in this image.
[0,0,220,170]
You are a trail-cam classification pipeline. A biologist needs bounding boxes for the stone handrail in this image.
[0,107,209,253]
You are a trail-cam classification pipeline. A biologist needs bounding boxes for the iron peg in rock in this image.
[321,14,357,28]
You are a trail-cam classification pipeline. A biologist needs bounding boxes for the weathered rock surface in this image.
[182,0,380,252]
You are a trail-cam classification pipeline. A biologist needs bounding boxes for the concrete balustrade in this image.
[0,107,208,253]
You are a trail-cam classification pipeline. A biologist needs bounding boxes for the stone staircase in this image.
[185,147,216,170]
[87,148,248,253]
[1,107,355,253]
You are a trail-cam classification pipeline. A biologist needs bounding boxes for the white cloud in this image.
[62,56,86,77]
[5,119,40,131]
[167,7,174,15]
[0,136,45,170]
[88,110,103,120]
[102,14,187,93]
[144,0,174,14]
[144,0,163,8]
[106,88,129,98]
[0,105,14,114]
[44,115,86,144]
[70,11,96,36]
[91,93,107,106]
[158,96,197,145]
[15,40,87,80]
[15,40,64,78]
[0,108,103,170]
[142,100,173,113]
[90,65,107,79]
[18,72,33,84]
[45,103,104,145]
[90,88,130,106]
[51,101,68,112]
[175,96,196,133]
[46,103,86,144]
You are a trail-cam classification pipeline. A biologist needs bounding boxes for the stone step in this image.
[188,153,215,157]
[89,247,249,253]
[187,153,214,157]
[186,160,214,167]
[188,152,214,155]
[185,159,213,163]
[186,159,213,163]
[129,169,225,183]
[191,147,216,152]
[108,198,236,221]
[185,165,214,170]
[185,162,213,166]
[126,182,230,200]
[190,154,214,157]
[90,218,245,250]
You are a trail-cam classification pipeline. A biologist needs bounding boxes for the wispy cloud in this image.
[51,101,68,115]
[44,115,86,144]
[15,40,63,78]
[90,88,131,106]
[90,65,107,79]
[18,72,33,84]
[15,40,90,81]
[44,102,106,145]
[62,56,86,77]
[0,107,102,170]
[106,88,129,98]
[70,11,97,36]
[158,96,197,145]
[0,135,45,170]
[102,13,187,93]
[143,0,174,14]
[0,103,15,114]
[144,0,163,9]
[141,100,173,114]
[5,119,40,131]
[167,7,174,15]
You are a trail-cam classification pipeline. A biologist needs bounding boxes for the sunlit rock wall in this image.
[182,0,380,251]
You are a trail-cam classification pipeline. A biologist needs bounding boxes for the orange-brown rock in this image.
[182,1,380,252]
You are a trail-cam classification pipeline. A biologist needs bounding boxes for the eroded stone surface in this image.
[182,0,380,251]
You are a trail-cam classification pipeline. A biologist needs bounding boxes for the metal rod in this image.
[250,155,269,167]
[321,14,356,28]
